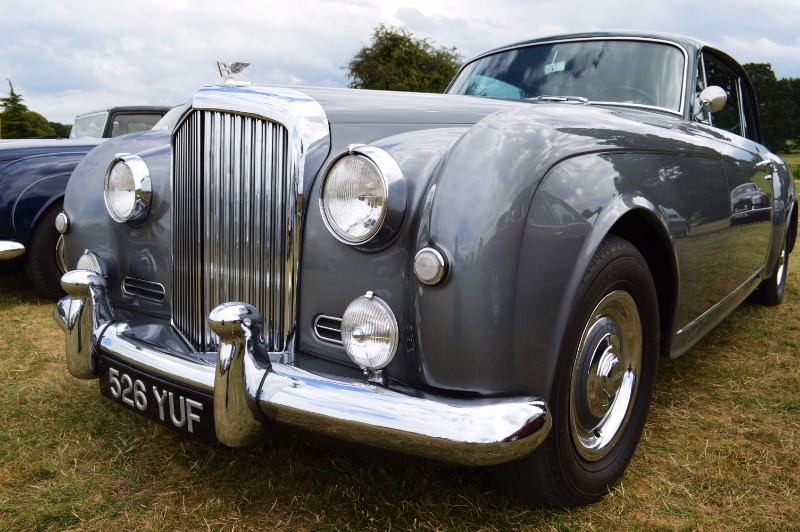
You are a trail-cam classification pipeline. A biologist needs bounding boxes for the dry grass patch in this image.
[1,259,799,529]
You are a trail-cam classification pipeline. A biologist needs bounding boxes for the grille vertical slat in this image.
[173,110,291,352]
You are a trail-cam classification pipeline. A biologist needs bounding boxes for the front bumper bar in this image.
[0,240,25,261]
[54,270,551,466]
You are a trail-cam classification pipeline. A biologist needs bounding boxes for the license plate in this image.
[97,356,217,444]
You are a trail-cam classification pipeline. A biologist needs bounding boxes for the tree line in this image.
[2,27,798,154]
[743,63,800,153]
[0,80,70,138]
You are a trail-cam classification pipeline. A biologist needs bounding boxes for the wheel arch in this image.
[606,209,679,358]
[787,198,797,255]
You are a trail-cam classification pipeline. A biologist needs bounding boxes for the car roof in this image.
[470,31,707,61]
[75,106,173,117]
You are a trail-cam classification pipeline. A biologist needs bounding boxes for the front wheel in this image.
[491,235,659,507]
[25,203,65,300]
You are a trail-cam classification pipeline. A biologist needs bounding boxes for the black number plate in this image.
[97,356,217,444]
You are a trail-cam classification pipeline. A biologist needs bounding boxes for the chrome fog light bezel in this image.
[341,291,399,371]
[103,153,152,223]
[319,145,406,248]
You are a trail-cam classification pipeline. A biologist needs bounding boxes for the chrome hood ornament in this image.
[216,61,251,84]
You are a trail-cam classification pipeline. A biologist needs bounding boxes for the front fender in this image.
[0,152,86,242]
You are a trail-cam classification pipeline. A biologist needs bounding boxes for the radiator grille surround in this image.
[172,110,292,352]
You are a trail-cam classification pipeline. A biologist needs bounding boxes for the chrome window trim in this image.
[456,37,690,117]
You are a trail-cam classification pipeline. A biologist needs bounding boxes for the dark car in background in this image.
[54,32,795,507]
[0,106,174,298]
[69,106,171,139]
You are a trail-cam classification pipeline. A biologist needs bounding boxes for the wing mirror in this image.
[699,86,727,113]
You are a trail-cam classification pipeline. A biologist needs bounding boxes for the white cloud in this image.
[1,0,798,123]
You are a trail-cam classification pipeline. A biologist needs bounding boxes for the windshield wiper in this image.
[528,95,589,105]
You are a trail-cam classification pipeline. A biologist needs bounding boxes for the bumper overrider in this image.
[0,240,25,260]
[53,270,551,466]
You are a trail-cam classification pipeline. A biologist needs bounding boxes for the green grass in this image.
[780,151,800,179]
[2,262,800,529]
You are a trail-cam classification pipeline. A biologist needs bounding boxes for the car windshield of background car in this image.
[448,39,685,112]
[110,114,166,137]
[69,111,109,138]
[151,106,184,132]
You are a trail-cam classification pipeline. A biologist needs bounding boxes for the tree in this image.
[0,80,56,139]
[346,25,462,93]
[48,121,71,138]
[743,64,795,153]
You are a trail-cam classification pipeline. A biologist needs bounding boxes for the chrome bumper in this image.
[53,270,551,466]
[0,240,25,260]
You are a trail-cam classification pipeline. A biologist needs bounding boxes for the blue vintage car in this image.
[53,32,796,507]
[0,106,174,298]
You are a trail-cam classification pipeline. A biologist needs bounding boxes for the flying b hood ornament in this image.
[216,61,252,85]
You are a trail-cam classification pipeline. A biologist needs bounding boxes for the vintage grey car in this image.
[54,32,796,507]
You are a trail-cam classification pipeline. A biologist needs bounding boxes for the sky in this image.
[2,0,799,124]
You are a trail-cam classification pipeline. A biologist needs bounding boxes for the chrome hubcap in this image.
[776,247,786,288]
[570,290,642,461]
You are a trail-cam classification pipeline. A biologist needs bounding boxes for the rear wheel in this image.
[25,203,65,300]
[491,235,659,507]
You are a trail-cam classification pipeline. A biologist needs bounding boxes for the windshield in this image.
[448,39,686,112]
[69,111,108,138]
[151,106,184,131]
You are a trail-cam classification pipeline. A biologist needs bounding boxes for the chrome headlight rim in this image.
[103,153,152,224]
[319,144,406,249]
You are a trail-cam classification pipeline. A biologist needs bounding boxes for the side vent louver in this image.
[314,315,343,345]
[122,277,166,303]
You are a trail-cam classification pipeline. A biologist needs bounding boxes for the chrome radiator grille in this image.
[172,110,292,352]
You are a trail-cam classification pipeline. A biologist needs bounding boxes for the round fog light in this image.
[341,292,398,371]
[76,250,103,275]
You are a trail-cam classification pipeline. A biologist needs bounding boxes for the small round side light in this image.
[55,212,70,234]
[414,247,447,286]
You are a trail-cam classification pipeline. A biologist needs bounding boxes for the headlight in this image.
[320,145,406,247]
[104,153,152,223]
[341,292,398,371]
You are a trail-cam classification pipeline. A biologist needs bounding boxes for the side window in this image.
[738,77,759,142]
[702,53,743,135]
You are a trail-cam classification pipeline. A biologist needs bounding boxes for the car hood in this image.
[0,138,104,166]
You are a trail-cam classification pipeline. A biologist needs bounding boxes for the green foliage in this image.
[744,64,800,153]
[0,79,56,139]
[48,121,71,138]
[346,24,462,93]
